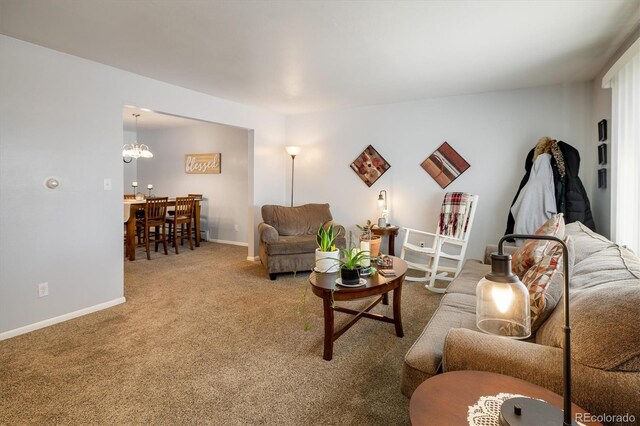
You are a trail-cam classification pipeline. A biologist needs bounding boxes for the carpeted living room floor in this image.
[0,243,443,425]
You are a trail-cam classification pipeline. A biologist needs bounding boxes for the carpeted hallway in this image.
[0,243,442,425]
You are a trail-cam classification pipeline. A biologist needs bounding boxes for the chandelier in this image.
[123,113,153,163]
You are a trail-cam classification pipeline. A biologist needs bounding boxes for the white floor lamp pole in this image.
[285,146,301,207]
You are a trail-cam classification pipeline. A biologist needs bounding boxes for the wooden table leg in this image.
[323,297,334,361]
[382,292,389,305]
[126,212,136,261]
[195,202,201,247]
[389,234,396,257]
[393,285,404,337]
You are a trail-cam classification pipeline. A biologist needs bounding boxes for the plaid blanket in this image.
[439,192,471,239]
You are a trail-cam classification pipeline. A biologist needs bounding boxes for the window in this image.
[603,38,640,254]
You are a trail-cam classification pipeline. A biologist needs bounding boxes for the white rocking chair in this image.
[400,193,479,293]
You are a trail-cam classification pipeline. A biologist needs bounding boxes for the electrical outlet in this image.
[103,178,112,191]
[419,241,426,248]
[234,224,239,231]
[38,282,49,297]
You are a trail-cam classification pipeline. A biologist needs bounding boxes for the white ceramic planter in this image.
[315,248,340,273]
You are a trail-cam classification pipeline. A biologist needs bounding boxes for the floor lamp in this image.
[476,234,576,426]
[285,146,301,207]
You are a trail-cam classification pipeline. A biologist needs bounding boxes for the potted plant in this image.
[315,223,341,273]
[356,220,382,258]
[338,246,370,284]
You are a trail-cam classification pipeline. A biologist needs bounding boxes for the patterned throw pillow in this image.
[521,236,573,333]
[511,213,565,278]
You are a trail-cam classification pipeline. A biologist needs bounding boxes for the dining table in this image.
[124,198,202,261]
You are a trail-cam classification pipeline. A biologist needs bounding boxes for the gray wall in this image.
[589,27,640,239]
[0,35,286,337]
[287,83,593,260]
[136,121,249,244]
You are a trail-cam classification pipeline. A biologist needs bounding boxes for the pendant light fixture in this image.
[123,113,153,163]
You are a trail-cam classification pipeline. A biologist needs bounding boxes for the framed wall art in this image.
[421,142,470,189]
[598,144,607,165]
[350,145,390,187]
[598,119,607,141]
[598,168,607,189]
[185,153,221,174]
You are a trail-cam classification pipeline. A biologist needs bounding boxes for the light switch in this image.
[103,178,112,191]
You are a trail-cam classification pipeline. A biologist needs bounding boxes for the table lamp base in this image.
[499,397,578,426]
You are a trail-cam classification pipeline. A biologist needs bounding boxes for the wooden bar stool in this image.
[136,197,169,260]
[187,194,203,245]
[166,197,195,254]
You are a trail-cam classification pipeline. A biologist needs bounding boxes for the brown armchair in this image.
[258,203,346,280]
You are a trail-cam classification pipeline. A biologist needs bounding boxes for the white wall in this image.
[0,35,286,337]
[136,121,249,244]
[286,83,593,260]
[122,130,138,194]
[589,27,640,240]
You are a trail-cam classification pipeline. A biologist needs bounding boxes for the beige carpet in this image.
[0,243,442,425]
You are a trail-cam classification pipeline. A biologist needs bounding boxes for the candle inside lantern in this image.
[132,181,138,187]
[147,184,153,189]
[360,240,371,268]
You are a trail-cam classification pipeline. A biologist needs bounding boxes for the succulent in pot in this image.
[338,246,371,284]
[315,223,341,273]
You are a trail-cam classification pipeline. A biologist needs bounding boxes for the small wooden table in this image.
[309,257,408,360]
[124,199,201,261]
[371,225,400,256]
[410,371,602,426]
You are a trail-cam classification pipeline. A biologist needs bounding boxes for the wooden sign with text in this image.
[185,153,221,174]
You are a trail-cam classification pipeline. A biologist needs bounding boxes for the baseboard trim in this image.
[247,256,260,262]
[0,297,126,341]
[208,238,248,247]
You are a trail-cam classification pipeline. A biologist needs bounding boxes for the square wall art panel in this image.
[421,142,470,189]
[350,145,390,187]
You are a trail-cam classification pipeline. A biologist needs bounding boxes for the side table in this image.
[371,225,400,256]
[409,371,602,426]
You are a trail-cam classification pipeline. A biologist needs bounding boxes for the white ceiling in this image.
[122,106,205,132]
[1,0,639,114]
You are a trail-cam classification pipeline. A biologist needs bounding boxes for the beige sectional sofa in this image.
[401,222,640,423]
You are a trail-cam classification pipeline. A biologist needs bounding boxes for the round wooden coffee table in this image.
[309,257,408,360]
[410,370,602,426]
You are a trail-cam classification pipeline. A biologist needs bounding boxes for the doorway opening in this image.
[122,106,252,261]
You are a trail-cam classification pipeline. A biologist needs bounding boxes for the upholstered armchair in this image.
[258,203,346,280]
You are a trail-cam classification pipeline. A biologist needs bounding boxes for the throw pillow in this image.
[511,213,565,278]
[521,236,574,333]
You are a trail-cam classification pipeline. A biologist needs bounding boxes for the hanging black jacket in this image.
[505,140,596,235]
[557,141,596,230]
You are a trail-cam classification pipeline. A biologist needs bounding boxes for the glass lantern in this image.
[348,227,372,274]
[476,253,531,339]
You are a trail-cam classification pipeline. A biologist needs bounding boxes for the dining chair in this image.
[136,197,169,260]
[166,197,195,254]
[187,194,203,245]
[125,194,146,243]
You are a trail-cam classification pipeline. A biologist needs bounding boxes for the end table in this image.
[409,371,602,426]
[371,225,400,256]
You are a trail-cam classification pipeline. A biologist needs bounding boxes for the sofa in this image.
[401,221,640,423]
[258,203,346,280]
